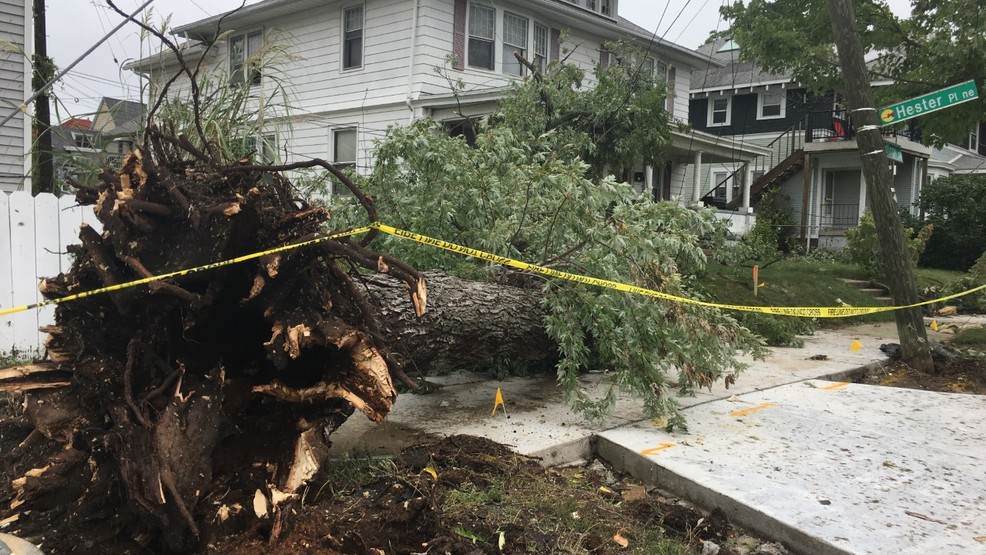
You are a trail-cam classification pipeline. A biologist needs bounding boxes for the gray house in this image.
[0,0,32,192]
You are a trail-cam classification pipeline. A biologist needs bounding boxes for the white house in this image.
[0,0,33,192]
[128,0,767,223]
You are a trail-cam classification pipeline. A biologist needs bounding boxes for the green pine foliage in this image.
[344,50,766,425]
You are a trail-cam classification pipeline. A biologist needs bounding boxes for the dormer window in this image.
[571,0,616,17]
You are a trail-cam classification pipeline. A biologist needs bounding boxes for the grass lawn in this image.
[699,258,969,329]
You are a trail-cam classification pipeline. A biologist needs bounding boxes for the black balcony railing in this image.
[819,203,860,229]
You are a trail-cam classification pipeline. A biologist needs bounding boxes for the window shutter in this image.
[550,28,560,62]
[452,0,466,70]
[666,66,677,112]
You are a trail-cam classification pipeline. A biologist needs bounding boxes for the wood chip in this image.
[253,489,269,518]
[613,532,629,548]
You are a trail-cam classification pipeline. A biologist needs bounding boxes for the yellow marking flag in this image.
[492,387,506,416]
[930,320,939,331]
[850,340,863,352]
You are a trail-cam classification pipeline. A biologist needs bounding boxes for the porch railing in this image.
[700,119,806,209]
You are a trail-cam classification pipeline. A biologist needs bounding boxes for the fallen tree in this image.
[0,18,764,553]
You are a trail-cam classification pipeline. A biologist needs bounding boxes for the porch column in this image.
[692,150,703,204]
[742,163,753,212]
[644,165,654,199]
[858,171,867,221]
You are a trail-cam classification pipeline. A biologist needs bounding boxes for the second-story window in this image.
[758,89,786,119]
[533,23,548,72]
[709,96,731,126]
[468,4,495,71]
[230,30,263,86]
[600,0,611,15]
[343,5,364,70]
[502,12,528,76]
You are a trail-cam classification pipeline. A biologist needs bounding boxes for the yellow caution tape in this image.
[3,220,985,320]
[370,222,986,318]
[0,226,372,317]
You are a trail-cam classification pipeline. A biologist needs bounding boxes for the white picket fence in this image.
[1,191,102,357]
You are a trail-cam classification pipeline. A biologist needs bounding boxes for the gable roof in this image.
[94,97,144,135]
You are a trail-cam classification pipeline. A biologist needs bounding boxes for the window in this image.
[256,134,277,165]
[444,119,478,147]
[533,23,548,72]
[71,132,94,149]
[502,12,528,76]
[708,96,731,126]
[654,60,667,82]
[332,128,358,196]
[230,30,263,85]
[343,5,364,70]
[468,4,495,70]
[711,171,728,203]
[758,89,786,119]
[969,124,980,152]
[586,0,596,10]
[600,0,611,15]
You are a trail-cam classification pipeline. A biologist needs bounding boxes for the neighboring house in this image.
[92,97,144,164]
[50,119,102,188]
[127,0,768,224]
[0,0,33,192]
[687,36,985,248]
[49,97,145,188]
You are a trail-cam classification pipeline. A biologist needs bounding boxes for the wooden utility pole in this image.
[32,0,53,194]
[825,0,933,372]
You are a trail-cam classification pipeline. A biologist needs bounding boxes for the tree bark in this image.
[826,0,934,372]
[364,271,557,376]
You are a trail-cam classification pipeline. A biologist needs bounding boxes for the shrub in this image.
[917,175,986,271]
[842,211,933,276]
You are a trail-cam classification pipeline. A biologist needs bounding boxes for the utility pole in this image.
[825,0,934,372]
[32,0,53,195]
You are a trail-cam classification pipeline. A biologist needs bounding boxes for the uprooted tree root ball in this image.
[0,132,427,552]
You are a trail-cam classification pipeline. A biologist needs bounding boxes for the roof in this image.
[932,145,986,173]
[690,36,791,93]
[61,117,92,130]
[95,97,145,135]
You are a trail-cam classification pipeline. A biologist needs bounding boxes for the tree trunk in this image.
[826,0,934,372]
[364,271,557,376]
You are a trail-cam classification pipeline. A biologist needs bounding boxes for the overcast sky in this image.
[44,0,913,122]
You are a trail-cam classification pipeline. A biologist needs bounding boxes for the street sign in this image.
[883,141,903,163]
[879,80,979,125]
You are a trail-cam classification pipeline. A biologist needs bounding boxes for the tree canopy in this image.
[721,0,986,146]
[344,49,765,426]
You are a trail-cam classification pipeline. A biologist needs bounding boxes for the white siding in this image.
[0,0,29,191]
[140,0,705,177]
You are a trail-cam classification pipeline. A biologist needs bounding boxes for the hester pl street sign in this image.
[879,80,979,126]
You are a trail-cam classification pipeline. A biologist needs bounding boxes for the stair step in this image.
[840,279,870,286]
[874,297,893,303]
[859,288,887,294]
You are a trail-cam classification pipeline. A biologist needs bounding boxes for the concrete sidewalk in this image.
[331,318,986,554]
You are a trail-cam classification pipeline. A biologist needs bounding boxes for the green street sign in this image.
[883,142,903,163]
[880,80,979,125]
